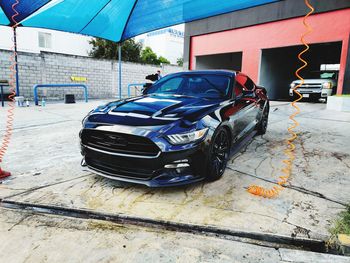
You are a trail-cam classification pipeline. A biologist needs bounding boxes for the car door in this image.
[234,73,259,138]
[242,74,261,125]
[225,77,248,142]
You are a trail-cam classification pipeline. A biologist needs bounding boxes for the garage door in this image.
[259,42,342,100]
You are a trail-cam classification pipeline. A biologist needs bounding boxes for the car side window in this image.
[245,77,256,91]
[236,74,255,91]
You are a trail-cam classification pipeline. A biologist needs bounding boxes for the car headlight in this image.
[82,110,94,125]
[82,115,88,125]
[166,128,208,145]
[290,83,296,89]
[322,82,332,89]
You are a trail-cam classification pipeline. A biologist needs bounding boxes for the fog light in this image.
[164,163,190,169]
[174,159,188,163]
[81,158,87,167]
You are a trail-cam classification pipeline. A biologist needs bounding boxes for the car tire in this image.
[256,104,269,135]
[206,127,230,182]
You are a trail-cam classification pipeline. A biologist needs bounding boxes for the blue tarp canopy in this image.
[1,0,280,42]
[0,0,51,25]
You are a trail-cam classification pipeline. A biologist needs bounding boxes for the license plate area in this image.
[303,94,310,98]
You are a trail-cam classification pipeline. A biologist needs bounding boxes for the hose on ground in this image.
[247,0,315,198]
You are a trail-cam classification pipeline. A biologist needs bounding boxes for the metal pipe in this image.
[33,84,89,106]
[13,27,20,96]
[118,44,122,100]
[0,86,4,107]
[127,83,146,97]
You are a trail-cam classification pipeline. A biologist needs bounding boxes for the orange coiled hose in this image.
[247,0,315,198]
[0,0,20,177]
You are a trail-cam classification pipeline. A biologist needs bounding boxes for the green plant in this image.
[331,205,350,236]
[141,47,159,65]
[140,47,170,65]
[177,57,184,67]
[89,38,142,62]
[158,56,170,64]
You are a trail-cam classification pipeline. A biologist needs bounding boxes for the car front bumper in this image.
[289,88,332,98]
[80,142,209,187]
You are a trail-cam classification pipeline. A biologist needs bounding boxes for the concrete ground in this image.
[0,100,350,262]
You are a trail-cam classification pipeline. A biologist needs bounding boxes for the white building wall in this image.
[0,26,92,56]
[0,25,184,63]
[137,25,184,65]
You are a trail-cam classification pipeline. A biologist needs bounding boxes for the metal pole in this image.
[1,86,4,107]
[33,84,89,106]
[13,27,20,96]
[118,44,122,99]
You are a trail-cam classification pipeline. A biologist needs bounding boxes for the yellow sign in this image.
[71,76,87,82]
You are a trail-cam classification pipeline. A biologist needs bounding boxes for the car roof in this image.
[168,70,237,78]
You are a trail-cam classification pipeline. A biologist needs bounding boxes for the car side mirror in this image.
[256,85,267,95]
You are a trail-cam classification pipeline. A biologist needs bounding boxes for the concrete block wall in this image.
[0,50,182,101]
[1,51,42,99]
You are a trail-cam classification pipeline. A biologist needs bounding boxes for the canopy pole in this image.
[118,44,122,99]
[13,27,20,96]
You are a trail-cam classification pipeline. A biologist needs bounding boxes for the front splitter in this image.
[82,163,205,188]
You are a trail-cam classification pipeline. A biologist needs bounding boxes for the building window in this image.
[38,32,52,49]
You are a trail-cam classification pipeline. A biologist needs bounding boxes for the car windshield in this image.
[320,72,337,79]
[304,71,337,79]
[145,74,231,99]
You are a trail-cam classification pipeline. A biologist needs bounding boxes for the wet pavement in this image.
[0,100,349,262]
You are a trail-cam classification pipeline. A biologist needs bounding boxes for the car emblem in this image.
[107,135,128,146]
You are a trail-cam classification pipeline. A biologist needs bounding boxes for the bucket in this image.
[14,96,25,107]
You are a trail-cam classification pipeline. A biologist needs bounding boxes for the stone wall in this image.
[0,50,182,100]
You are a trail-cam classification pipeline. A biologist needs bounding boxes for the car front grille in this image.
[81,129,160,157]
[297,83,322,89]
[296,88,322,93]
[85,156,155,180]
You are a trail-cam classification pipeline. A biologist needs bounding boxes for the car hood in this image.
[292,79,336,84]
[86,94,223,127]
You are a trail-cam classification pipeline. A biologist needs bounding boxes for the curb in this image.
[1,199,326,253]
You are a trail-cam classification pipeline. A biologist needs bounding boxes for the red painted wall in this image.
[190,9,350,95]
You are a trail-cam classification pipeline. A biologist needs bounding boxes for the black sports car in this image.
[80,70,269,187]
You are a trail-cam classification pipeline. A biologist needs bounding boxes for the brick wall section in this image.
[0,50,182,100]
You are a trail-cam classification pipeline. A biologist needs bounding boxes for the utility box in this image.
[0,80,9,107]
[64,94,76,104]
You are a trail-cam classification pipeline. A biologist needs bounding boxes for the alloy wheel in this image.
[211,130,229,176]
